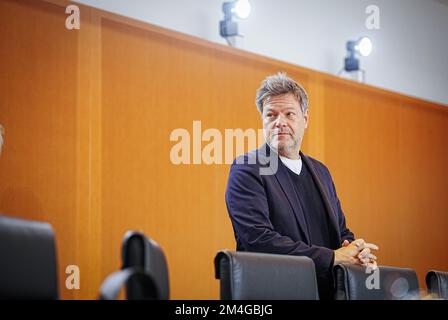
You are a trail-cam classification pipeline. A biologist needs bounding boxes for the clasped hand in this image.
[334,238,379,269]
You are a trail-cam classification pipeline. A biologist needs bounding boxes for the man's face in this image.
[262,93,308,159]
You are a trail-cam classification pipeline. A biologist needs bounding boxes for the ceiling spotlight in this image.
[339,36,373,82]
[357,37,373,57]
[220,0,251,46]
[234,0,251,19]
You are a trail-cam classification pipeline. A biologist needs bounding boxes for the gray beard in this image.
[268,138,301,158]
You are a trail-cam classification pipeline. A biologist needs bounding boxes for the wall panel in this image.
[0,0,447,299]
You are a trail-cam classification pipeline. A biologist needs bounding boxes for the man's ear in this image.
[304,110,309,128]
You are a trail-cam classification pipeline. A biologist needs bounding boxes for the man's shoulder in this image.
[230,146,280,179]
[232,150,330,169]
[230,150,264,178]
[302,153,333,181]
[227,149,268,188]
[304,153,326,169]
[233,149,260,166]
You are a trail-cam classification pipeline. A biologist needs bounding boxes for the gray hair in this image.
[255,72,309,114]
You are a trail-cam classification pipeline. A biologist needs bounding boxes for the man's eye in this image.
[287,112,295,116]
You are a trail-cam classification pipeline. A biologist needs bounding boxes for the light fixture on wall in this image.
[338,36,373,83]
[219,0,251,47]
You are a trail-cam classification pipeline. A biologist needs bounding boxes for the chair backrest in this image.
[214,250,319,300]
[99,267,159,300]
[0,215,58,299]
[121,231,170,300]
[426,270,448,299]
[333,264,420,300]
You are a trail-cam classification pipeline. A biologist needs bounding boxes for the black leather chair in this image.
[214,250,319,300]
[99,231,170,300]
[426,270,448,299]
[0,215,59,299]
[333,264,420,300]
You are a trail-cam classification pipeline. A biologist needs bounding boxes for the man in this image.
[225,72,378,299]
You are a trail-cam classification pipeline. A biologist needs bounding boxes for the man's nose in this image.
[274,114,287,127]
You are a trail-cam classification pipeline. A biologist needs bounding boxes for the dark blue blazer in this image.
[225,144,355,275]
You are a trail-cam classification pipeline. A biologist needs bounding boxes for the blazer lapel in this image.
[258,144,311,244]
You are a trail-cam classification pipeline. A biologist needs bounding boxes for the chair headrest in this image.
[121,231,169,299]
[426,270,448,299]
[334,264,420,300]
[215,250,319,300]
[0,215,59,299]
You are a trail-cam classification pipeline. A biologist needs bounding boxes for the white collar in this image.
[279,155,302,176]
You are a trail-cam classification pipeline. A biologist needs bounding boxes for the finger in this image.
[358,248,371,259]
[358,256,370,264]
[368,253,377,261]
[364,261,378,270]
[341,240,350,247]
[351,257,362,265]
[358,252,377,263]
[352,239,365,251]
[363,243,379,251]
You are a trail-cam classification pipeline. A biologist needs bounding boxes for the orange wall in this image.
[0,0,447,299]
